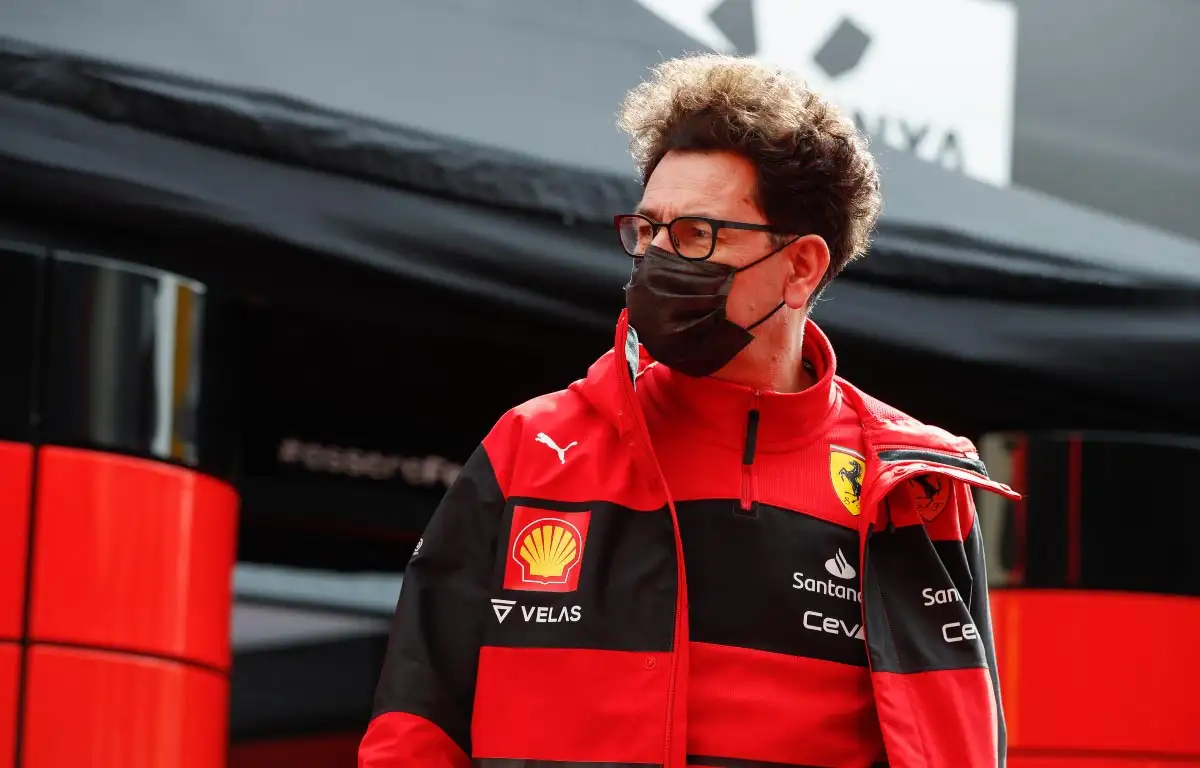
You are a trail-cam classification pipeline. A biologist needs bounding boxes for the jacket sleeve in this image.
[964,487,1007,768]
[863,477,1006,768]
[359,443,506,768]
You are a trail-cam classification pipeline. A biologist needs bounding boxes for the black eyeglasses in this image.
[614,213,788,261]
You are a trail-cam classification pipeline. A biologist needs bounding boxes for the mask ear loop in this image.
[739,235,800,332]
[733,235,801,273]
[746,301,786,331]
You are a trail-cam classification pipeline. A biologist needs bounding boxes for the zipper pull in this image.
[742,408,760,465]
[739,405,760,514]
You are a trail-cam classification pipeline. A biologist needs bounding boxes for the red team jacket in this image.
[360,312,1019,768]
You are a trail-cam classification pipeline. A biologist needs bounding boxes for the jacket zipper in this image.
[739,394,761,513]
[615,317,688,768]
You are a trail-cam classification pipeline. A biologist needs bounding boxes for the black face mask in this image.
[624,241,793,378]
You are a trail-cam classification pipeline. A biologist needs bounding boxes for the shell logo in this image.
[502,507,591,593]
[513,519,582,584]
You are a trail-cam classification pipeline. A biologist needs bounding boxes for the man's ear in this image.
[782,235,830,310]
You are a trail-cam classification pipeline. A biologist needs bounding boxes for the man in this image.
[360,54,1018,768]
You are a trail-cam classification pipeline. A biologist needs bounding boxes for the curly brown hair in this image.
[617,54,882,298]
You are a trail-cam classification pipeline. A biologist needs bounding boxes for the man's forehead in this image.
[639,151,762,220]
[636,194,760,222]
[635,199,722,220]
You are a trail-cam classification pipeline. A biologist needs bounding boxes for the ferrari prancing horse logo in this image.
[830,446,866,516]
[909,474,951,521]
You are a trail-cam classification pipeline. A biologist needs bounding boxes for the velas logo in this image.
[830,445,866,516]
[491,598,516,623]
[502,506,591,593]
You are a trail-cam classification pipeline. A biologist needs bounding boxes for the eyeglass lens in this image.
[618,216,715,259]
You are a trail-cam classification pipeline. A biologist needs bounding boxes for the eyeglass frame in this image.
[613,213,794,262]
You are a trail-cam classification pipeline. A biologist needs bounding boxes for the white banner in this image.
[636,0,1017,186]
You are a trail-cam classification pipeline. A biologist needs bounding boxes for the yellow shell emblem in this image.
[830,446,866,516]
[516,521,581,582]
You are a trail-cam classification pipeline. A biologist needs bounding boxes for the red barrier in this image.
[19,447,238,767]
[0,441,32,765]
[0,645,16,768]
[994,589,1200,766]
[0,442,32,643]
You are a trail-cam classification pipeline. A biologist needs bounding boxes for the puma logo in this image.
[535,432,577,464]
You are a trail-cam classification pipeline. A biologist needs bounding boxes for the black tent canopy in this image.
[2,0,1200,441]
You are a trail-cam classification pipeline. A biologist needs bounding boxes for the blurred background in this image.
[1,0,1199,765]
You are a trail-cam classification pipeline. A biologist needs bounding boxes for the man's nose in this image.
[650,227,674,253]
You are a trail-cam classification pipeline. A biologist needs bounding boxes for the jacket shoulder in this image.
[834,376,979,457]
[480,383,610,491]
[485,385,598,446]
[509,386,602,432]
[836,377,1020,503]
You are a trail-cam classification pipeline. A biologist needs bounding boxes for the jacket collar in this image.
[572,311,1020,504]
[636,318,838,452]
